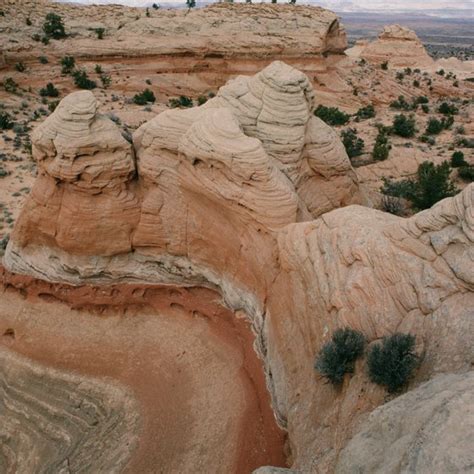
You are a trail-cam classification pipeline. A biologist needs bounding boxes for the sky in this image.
[56,0,474,14]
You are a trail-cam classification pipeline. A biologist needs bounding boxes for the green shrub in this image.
[413,79,420,87]
[381,61,388,70]
[133,88,156,105]
[381,161,456,210]
[94,64,103,74]
[341,128,364,159]
[3,77,18,93]
[415,96,428,105]
[0,112,14,130]
[426,117,444,135]
[95,27,105,39]
[372,129,391,161]
[392,114,416,138]
[389,95,413,111]
[420,135,435,145]
[48,100,60,113]
[169,95,193,108]
[314,328,366,385]
[41,36,50,45]
[73,70,97,90]
[438,102,458,115]
[314,104,350,126]
[197,95,208,106]
[356,104,375,120]
[43,13,66,39]
[186,0,196,7]
[15,62,26,72]
[450,151,467,168]
[39,56,49,64]
[421,104,429,114]
[39,82,59,97]
[458,166,474,182]
[60,56,75,74]
[367,333,418,393]
[436,69,445,76]
[100,73,111,89]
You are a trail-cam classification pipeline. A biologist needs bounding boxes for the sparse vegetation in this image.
[0,112,14,130]
[381,161,457,210]
[133,88,156,105]
[367,333,418,393]
[169,95,193,108]
[314,104,350,126]
[314,328,366,385]
[73,69,97,90]
[356,104,375,120]
[425,116,453,135]
[451,151,467,168]
[60,56,75,74]
[392,114,416,138]
[438,102,458,116]
[95,27,105,39]
[372,129,391,161]
[3,77,18,94]
[43,13,66,39]
[458,165,474,182]
[15,62,26,73]
[39,82,59,98]
[341,128,364,159]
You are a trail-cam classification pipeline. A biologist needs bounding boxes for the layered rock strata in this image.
[353,25,435,68]
[0,347,140,474]
[3,61,474,472]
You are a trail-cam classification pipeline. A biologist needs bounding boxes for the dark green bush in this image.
[356,104,375,120]
[39,82,59,97]
[15,62,26,72]
[39,56,49,64]
[0,112,14,130]
[421,104,429,114]
[197,95,208,106]
[458,166,474,182]
[415,96,429,105]
[381,195,404,215]
[438,102,458,115]
[100,73,111,89]
[169,95,193,108]
[314,328,366,385]
[3,77,18,93]
[73,70,97,90]
[367,333,418,393]
[60,56,75,74]
[341,128,364,159]
[314,104,350,126]
[133,88,156,105]
[389,95,413,111]
[381,61,388,70]
[426,118,444,135]
[43,13,66,39]
[381,161,456,210]
[95,27,105,39]
[451,151,467,168]
[372,129,391,161]
[392,114,416,138]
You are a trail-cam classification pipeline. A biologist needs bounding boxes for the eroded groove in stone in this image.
[0,347,140,474]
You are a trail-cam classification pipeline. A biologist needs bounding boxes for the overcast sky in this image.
[56,0,474,13]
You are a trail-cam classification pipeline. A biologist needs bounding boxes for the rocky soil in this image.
[0,2,473,473]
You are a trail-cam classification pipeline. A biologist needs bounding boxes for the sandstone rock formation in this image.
[336,372,474,473]
[0,347,140,473]
[351,25,435,68]
[2,60,473,473]
[1,2,346,61]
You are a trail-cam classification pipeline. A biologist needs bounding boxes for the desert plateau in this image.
[0,0,473,473]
